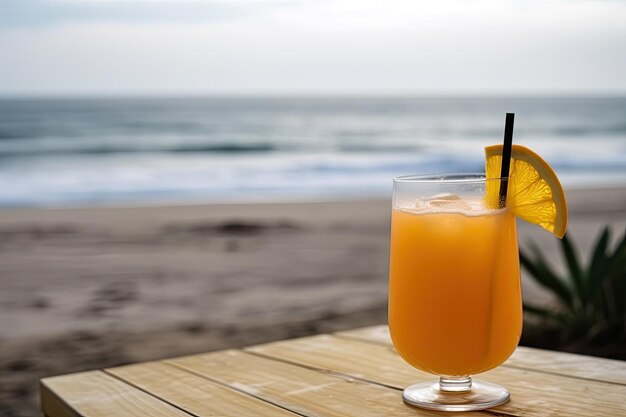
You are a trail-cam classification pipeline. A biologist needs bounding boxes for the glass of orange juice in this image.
[389,173,522,411]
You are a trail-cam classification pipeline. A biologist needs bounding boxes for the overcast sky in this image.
[1,0,625,96]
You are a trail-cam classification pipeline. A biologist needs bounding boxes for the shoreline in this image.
[3,182,626,212]
[3,183,626,212]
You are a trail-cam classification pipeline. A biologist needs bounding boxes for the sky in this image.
[1,0,625,96]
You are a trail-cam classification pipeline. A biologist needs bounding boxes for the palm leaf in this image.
[612,228,626,255]
[604,228,626,278]
[522,227,626,347]
[560,232,585,302]
[520,243,574,309]
[607,271,626,322]
[523,302,561,322]
[603,230,626,321]
[587,227,610,300]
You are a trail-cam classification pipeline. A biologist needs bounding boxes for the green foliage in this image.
[521,227,626,345]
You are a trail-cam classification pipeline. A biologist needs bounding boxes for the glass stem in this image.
[439,376,472,392]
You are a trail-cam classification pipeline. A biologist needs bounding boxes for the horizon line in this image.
[1,89,626,100]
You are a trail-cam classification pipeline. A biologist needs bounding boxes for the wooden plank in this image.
[40,370,193,417]
[248,333,424,387]
[502,347,626,385]
[106,360,298,417]
[337,325,626,385]
[336,324,392,345]
[248,333,626,417]
[170,349,490,417]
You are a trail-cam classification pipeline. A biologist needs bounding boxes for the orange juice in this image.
[388,203,522,377]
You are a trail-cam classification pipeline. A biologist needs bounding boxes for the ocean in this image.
[1,96,625,207]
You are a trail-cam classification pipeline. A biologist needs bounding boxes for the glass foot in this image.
[402,377,510,412]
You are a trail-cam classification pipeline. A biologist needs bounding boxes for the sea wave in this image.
[0,143,278,157]
[1,96,625,206]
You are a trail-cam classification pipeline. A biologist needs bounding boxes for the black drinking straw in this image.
[498,113,515,208]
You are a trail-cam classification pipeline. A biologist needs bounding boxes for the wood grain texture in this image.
[336,324,392,344]
[503,347,626,385]
[170,349,490,417]
[248,333,626,417]
[106,360,298,417]
[337,325,626,385]
[41,327,626,417]
[41,370,192,417]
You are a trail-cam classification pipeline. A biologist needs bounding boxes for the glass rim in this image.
[393,173,506,184]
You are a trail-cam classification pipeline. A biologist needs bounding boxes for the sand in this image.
[1,187,625,416]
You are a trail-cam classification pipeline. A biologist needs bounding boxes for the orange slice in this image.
[485,144,568,238]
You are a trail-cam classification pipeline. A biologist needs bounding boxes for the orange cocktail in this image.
[388,174,523,411]
[389,203,522,377]
[389,136,567,412]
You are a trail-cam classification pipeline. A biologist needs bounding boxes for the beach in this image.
[2,0,625,411]
[1,186,625,416]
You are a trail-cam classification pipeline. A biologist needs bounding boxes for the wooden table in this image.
[41,325,626,417]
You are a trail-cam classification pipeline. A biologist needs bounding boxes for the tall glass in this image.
[388,174,522,411]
